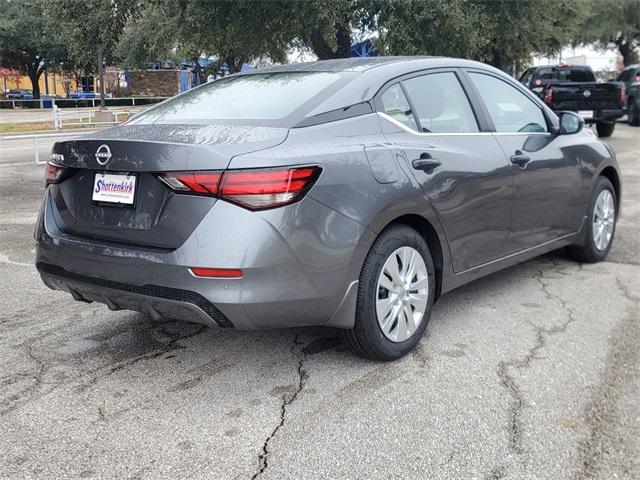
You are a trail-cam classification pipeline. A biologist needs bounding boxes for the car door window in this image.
[519,68,533,86]
[402,72,479,133]
[618,69,632,82]
[379,84,418,131]
[469,72,548,133]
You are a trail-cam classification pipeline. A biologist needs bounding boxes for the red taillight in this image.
[543,86,553,105]
[190,267,243,278]
[219,166,320,210]
[534,79,542,86]
[157,171,222,195]
[620,84,626,106]
[157,166,321,210]
[45,162,66,186]
[635,75,640,83]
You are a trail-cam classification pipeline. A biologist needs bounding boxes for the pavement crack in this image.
[78,325,207,393]
[251,334,309,480]
[496,265,579,456]
[0,342,48,416]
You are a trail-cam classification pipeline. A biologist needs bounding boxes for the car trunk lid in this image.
[49,123,288,249]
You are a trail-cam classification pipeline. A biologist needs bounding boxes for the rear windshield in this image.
[536,67,595,82]
[129,72,343,126]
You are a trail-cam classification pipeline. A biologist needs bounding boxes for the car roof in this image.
[250,56,501,118]
[250,56,442,73]
[535,65,591,69]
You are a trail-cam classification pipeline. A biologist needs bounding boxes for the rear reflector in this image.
[157,166,321,210]
[45,162,67,186]
[543,86,553,105]
[190,267,243,278]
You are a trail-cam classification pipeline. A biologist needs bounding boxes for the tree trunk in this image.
[26,63,43,99]
[489,46,503,70]
[310,21,352,60]
[619,40,632,67]
[335,24,351,58]
[98,47,105,108]
[192,58,204,85]
[310,28,337,60]
[225,55,244,74]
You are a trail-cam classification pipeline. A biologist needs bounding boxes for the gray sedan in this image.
[35,57,621,360]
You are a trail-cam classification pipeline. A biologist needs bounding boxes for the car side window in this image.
[379,83,418,131]
[618,69,632,82]
[402,72,479,133]
[468,72,548,133]
[519,68,533,86]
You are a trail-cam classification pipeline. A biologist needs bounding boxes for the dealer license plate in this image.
[92,172,137,205]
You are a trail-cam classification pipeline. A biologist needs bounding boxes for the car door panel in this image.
[375,69,514,273]
[386,131,514,272]
[492,133,584,249]
[465,70,585,251]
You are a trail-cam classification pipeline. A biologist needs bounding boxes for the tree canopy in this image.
[579,0,640,66]
[2,0,639,100]
[0,0,68,98]
[377,0,589,70]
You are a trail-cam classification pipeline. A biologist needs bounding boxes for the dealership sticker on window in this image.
[92,173,136,205]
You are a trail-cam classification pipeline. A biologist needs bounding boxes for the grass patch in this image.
[0,121,105,134]
[0,121,56,134]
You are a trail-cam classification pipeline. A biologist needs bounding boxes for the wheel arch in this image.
[599,166,621,212]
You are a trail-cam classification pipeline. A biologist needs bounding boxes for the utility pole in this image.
[98,47,105,108]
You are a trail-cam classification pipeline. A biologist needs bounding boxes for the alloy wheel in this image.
[592,189,615,251]
[375,246,429,342]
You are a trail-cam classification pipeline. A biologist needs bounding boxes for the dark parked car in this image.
[6,89,33,100]
[618,64,640,126]
[36,57,621,360]
[519,65,625,137]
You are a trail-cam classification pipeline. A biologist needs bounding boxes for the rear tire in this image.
[596,121,616,138]
[629,98,640,127]
[566,176,617,263]
[340,224,435,361]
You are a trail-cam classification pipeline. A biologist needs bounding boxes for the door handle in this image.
[510,150,530,167]
[412,154,441,174]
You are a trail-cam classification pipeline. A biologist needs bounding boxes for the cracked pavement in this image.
[0,124,638,479]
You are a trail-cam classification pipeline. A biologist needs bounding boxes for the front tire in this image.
[340,224,435,361]
[566,176,617,263]
[596,121,616,138]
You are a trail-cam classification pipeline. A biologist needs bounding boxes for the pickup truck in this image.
[519,65,625,137]
[617,64,640,126]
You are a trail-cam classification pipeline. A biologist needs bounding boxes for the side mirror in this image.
[558,111,584,135]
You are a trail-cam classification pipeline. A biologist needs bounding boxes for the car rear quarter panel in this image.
[229,113,450,298]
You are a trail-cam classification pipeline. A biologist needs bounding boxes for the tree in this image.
[117,0,295,76]
[377,0,588,71]
[0,0,67,99]
[47,0,138,106]
[289,0,377,60]
[579,0,640,66]
[376,0,486,60]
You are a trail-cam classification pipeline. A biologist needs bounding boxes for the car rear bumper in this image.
[583,109,624,123]
[37,262,231,328]
[35,189,370,330]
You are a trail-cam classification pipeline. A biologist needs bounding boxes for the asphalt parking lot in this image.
[0,124,638,480]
